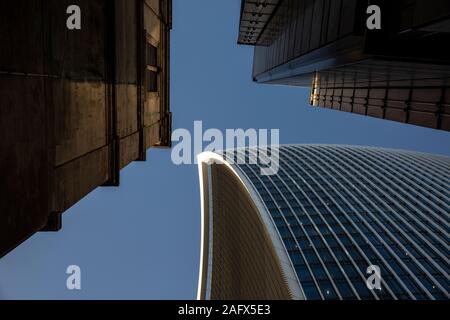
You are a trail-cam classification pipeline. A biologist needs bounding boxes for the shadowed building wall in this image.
[0,0,172,258]
[238,0,450,131]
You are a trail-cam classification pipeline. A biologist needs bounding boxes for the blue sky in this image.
[0,0,449,300]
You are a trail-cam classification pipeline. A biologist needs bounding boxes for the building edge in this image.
[196,152,305,300]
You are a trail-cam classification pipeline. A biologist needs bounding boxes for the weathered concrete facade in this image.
[0,0,172,258]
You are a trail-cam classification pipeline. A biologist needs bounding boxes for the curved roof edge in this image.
[196,151,305,300]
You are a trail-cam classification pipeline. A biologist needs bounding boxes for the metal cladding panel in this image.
[310,59,450,131]
[245,0,450,79]
[238,0,450,131]
[238,0,280,45]
[206,164,293,300]
[215,145,450,300]
[249,0,361,78]
[396,0,450,32]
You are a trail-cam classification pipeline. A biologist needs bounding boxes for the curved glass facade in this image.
[201,145,450,300]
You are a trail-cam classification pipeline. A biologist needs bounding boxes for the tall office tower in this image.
[238,0,450,131]
[197,145,450,300]
[0,0,172,257]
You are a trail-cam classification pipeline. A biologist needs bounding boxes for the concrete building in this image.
[238,0,450,131]
[0,0,172,258]
[197,145,450,299]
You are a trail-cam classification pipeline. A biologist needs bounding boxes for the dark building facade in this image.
[197,145,450,300]
[238,0,450,131]
[0,0,172,258]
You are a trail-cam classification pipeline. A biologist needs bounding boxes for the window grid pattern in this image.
[228,145,450,300]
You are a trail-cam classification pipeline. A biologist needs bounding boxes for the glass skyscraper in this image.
[237,0,450,131]
[197,145,450,300]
